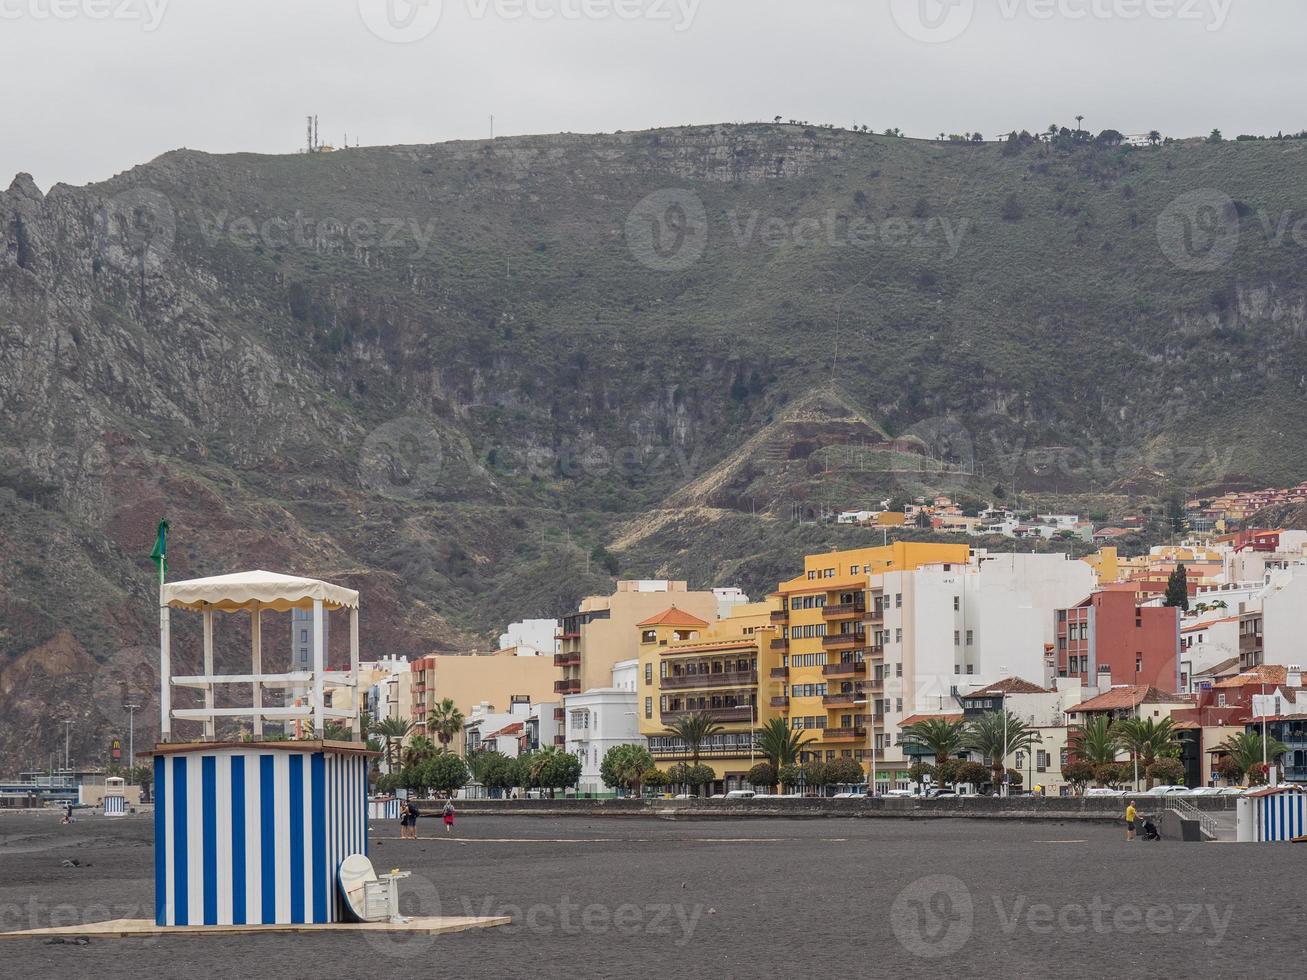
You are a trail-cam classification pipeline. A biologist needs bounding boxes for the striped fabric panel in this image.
[154,749,368,926]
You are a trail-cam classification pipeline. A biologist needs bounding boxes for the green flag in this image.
[150,519,169,584]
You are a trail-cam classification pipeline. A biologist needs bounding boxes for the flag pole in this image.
[154,521,171,743]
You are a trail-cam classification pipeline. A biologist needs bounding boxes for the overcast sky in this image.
[4,0,1305,190]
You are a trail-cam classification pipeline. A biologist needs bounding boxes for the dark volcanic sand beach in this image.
[0,811,1298,979]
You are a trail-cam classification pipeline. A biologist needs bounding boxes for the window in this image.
[895,698,902,712]
[953,596,960,611]
[966,630,974,646]
[954,631,960,646]
[896,663,902,678]
[895,628,903,643]
[299,629,308,643]
[645,663,653,684]
[895,593,902,608]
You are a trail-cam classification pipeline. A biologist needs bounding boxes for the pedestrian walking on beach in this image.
[61,803,73,825]
[443,799,456,834]
[406,801,420,839]
[1125,800,1138,841]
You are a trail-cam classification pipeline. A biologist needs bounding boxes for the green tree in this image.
[754,717,812,769]
[1147,758,1186,786]
[403,734,438,768]
[1215,732,1290,782]
[907,761,936,787]
[684,764,716,793]
[825,758,864,787]
[130,764,153,801]
[778,764,802,791]
[801,760,829,794]
[1208,128,1223,144]
[1070,716,1119,766]
[902,717,969,764]
[642,768,671,793]
[965,711,1043,790]
[1001,192,1025,222]
[420,753,469,796]
[1164,564,1190,611]
[428,699,465,753]
[935,758,965,788]
[538,751,582,793]
[1113,717,1181,789]
[747,762,779,792]
[957,761,990,788]
[482,752,520,795]
[372,717,414,772]
[1061,760,1095,795]
[601,744,655,796]
[665,711,724,768]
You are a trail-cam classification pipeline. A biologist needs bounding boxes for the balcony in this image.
[867,609,885,624]
[554,678,581,695]
[770,667,789,679]
[770,638,789,651]
[822,603,866,620]
[557,630,581,641]
[770,609,789,623]
[661,671,757,691]
[770,696,790,708]
[1239,634,1263,653]
[553,707,566,721]
[822,633,865,650]
[823,692,863,707]
[823,661,867,678]
[554,734,566,746]
[554,652,581,668]
[867,645,885,657]
[824,727,869,741]
[661,706,754,725]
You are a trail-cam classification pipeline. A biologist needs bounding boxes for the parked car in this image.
[1085,787,1126,797]
[722,790,756,800]
[882,789,915,798]
[1145,785,1190,796]
[926,788,958,799]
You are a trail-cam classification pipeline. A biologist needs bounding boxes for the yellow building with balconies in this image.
[637,602,778,794]
[769,542,971,787]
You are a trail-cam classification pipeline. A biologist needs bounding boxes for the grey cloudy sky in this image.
[4,0,1305,190]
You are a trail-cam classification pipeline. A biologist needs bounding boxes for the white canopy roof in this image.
[162,570,360,612]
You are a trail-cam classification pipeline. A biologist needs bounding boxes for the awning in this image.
[162,570,360,612]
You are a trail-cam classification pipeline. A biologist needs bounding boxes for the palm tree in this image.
[429,698,465,753]
[1069,715,1119,767]
[754,717,811,769]
[965,711,1042,792]
[403,734,437,769]
[1112,717,1181,789]
[1147,130,1162,147]
[1215,732,1290,784]
[665,711,724,768]
[901,717,968,765]
[372,717,413,772]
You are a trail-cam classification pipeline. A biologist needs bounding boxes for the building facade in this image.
[555,581,723,699]
[1055,590,1181,691]
[565,659,640,795]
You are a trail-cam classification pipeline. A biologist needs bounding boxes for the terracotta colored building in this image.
[1055,590,1181,691]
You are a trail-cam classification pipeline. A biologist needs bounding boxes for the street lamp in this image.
[853,697,876,797]
[125,703,140,785]
[63,719,73,776]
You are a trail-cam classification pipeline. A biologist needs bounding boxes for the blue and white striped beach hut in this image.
[103,794,127,816]
[1246,785,1307,842]
[368,796,402,820]
[152,742,371,926]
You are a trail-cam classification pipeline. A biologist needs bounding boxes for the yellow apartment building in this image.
[637,602,777,792]
[769,542,971,786]
[555,581,722,698]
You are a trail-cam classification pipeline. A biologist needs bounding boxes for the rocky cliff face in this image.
[3,123,1307,765]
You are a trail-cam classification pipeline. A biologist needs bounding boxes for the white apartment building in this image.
[564,659,640,795]
[498,619,561,655]
[871,553,1095,765]
[1260,566,1307,667]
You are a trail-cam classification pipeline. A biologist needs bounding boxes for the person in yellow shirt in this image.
[1125,801,1138,841]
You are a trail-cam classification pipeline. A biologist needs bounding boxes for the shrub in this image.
[1001,192,1025,221]
[747,762,778,790]
[1147,758,1186,786]
[825,758,864,786]
[1061,761,1096,795]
